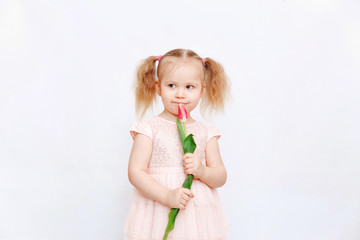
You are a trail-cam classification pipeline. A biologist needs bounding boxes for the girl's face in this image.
[156,58,205,119]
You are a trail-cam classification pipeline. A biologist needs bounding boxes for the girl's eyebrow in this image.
[162,79,200,85]
[162,78,176,83]
[186,81,200,85]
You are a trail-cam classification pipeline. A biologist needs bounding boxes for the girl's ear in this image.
[200,83,206,98]
[155,80,161,96]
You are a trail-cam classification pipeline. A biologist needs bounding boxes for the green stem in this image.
[182,121,187,136]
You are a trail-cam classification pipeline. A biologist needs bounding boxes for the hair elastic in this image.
[202,58,206,65]
[156,55,162,61]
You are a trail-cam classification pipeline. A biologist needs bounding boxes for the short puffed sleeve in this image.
[130,120,152,140]
[207,126,221,142]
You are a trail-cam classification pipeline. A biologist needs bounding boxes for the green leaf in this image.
[182,174,193,189]
[163,208,180,240]
[183,134,196,154]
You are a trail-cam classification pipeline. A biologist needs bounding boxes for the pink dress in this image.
[124,116,228,240]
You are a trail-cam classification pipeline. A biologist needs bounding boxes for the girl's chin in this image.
[162,109,178,117]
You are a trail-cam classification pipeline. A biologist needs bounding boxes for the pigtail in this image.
[135,56,158,118]
[201,57,230,116]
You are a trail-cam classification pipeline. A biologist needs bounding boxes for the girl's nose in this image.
[175,89,185,98]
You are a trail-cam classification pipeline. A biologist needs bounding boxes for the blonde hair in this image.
[135,48,230,118]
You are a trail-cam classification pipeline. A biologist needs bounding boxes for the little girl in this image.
[124,49,229,240]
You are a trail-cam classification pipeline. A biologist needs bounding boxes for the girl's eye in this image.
[168,84,176,88]
[186,85,194,89]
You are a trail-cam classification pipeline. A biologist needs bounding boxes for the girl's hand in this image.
[183,153,205,180]
[166,187,194,210]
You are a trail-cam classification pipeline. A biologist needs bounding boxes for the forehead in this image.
[159,58,204,83]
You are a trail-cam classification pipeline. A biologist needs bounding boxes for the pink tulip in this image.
[178,103,188,123]
[164,104,195,240]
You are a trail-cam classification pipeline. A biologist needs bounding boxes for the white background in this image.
[1,0,360,239]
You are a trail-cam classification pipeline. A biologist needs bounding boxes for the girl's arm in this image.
[201,137,227,188]
[128,134,169,205]
[128,134,193,209]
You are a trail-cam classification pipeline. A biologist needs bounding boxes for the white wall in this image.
[1,0,360,239]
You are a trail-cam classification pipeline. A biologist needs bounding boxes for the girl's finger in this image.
[184,158,193,164]
[182,194,190,202]
[183,155,191,162]
[183,153,193,158]
[183,189,194,198]
[179,198,187,206]
[188,191,194,198]
[185,163,193,169]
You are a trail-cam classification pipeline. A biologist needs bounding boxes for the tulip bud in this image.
[178,103,188,123]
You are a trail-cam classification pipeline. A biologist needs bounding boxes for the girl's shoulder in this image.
[193,121,222,142]
[129,116,173,140]
[129,117,156,140]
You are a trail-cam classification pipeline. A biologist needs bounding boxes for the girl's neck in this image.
[158,110,195,124]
